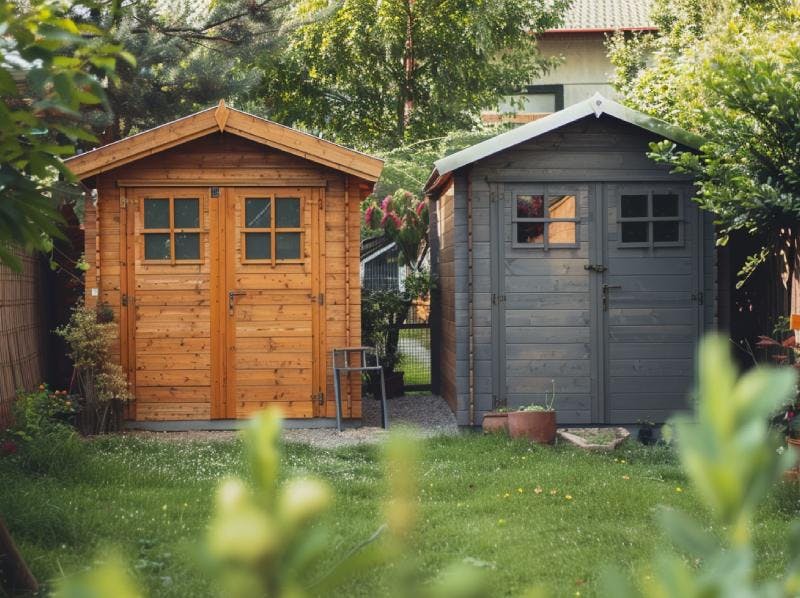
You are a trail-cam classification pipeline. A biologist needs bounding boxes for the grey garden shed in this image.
[424,94,715,426]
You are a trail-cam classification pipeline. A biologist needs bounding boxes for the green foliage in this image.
[609,0,800,283]
[0,0,131,269]
[56,301,132,434]
[257,0,567,148]
[605,335,799,596]
[4,384,83,474]
[87,0,286,139]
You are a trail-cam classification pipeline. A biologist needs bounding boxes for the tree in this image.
[608,1,800,287]
[257,0,567,149]
[0,0,130,269]
[86,0,290,141]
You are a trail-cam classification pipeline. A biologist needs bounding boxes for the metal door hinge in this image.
[312,293,325,305]
[692,291,704,305]
[491,294,506,304]
[312,392,325,405]
[584,264,607,273]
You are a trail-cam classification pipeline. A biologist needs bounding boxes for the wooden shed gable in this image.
[65,101,383,182]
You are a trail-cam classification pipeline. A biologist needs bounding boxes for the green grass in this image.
[398,327,431,386]
[1,434,798,596]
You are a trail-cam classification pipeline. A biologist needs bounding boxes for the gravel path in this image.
[126,395,458,449]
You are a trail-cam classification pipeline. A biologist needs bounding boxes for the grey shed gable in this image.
[426,95,714,427]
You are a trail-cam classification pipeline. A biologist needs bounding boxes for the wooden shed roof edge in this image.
[64,101,384,182]
[423,94,704,195]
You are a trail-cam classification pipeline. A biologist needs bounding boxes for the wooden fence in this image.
[0,252,45,429]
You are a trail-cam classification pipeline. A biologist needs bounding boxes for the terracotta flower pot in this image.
[482,412,509,434]
[788,437,800,467]
[508,410,557,444]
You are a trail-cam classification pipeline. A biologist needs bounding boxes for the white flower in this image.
[777,446,786,455]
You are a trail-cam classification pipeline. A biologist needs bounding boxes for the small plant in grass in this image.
[604,335,800,596]
[2,384,82,473]
[55,300,132,435]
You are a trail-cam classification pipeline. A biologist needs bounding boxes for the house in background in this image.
[482,0,656,124]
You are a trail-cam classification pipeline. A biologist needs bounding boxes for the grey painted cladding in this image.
[429,113,715,426]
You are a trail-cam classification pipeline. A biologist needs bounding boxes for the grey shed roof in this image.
[424,94,703,195]
[550,0,655,31]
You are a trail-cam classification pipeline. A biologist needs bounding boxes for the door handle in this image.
[601,284,621,311]
[228,290,246,315]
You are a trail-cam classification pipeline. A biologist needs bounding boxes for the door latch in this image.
[602,284,621,311]
[228,290,246,315]
[584,264,607,273]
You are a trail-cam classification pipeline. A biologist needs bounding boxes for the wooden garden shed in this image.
[425,94,715,426]
[65,102,382,424]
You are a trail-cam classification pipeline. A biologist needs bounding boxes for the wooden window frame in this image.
[511,186,580,250]
[141,195,204,265]
[618,190,684,249]
[241,194,305,266]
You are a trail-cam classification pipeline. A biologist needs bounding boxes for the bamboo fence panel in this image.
[0,252,45,428]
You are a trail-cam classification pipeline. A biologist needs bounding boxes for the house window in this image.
[619,192,683,247]
[513,192,578,249]
[143,197,202,262]
[243,196,303,264]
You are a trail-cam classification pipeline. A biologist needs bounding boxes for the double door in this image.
[123,186,325,420]
[491,182,705,423]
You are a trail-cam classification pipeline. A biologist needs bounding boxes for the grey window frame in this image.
[618,189,684,249]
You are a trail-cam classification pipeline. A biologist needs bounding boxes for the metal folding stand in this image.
[332,347,388,432]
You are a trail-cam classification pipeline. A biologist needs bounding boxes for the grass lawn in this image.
[398,327,431,387]
[1,433,798,596]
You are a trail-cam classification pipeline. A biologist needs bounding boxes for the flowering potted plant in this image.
[482,407,511,434]
[508,382,557,444]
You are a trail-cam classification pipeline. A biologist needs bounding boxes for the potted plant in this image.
[508,382,557,444]
[637,419,657,445]
[482,407,511,434]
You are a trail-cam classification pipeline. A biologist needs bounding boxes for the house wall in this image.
[83,133,364,421]
[534,33,618,107]
[432,115,716,426]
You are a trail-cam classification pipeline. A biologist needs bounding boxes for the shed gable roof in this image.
[425,94,702,194]
[65,101,383,182]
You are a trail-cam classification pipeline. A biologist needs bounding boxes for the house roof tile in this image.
[550,0,655,32]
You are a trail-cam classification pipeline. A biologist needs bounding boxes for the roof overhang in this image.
[424,94,703,196]
[542,26,658,34]
[65,101,384,182]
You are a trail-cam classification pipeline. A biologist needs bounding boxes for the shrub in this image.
[3,384,83,474]
[55,301,132,435]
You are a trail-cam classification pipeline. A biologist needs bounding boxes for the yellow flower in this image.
[622,475,630,480]
[620,459,627,464]
[676,487,683,493]
[517,487,524,493]
[550,489,558,495]
[565,495,573,500]
[534,486,543,494]
[503,492,510,498]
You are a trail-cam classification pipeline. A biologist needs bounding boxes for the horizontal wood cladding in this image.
[84,135,365,422]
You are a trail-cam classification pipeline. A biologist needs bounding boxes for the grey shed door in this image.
[493,182,703,424]
[600,183,702,423]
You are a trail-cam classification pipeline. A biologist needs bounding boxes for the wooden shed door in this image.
[600,183,702,423]
[127,186,323,421]
[222,187,322,419]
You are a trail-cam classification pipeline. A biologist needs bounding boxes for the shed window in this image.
[619,192,682,247]
[513,192,578,249]
[243,196,303,264]
[143,197,202,262]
